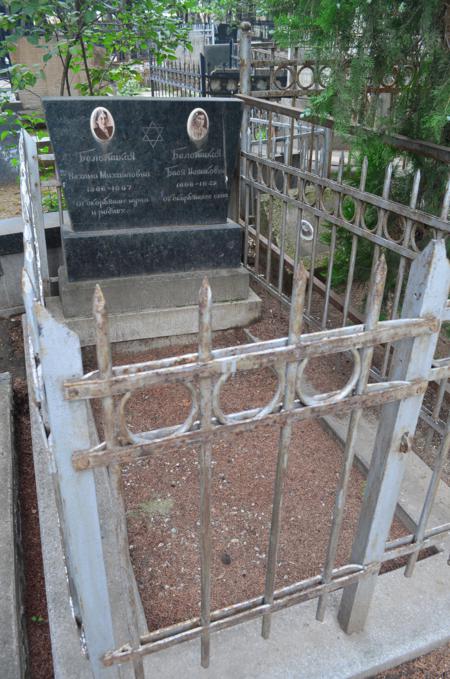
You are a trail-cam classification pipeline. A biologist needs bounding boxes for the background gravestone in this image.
[44,97,243,281]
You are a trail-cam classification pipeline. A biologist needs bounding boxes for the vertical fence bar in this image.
[439,178,450,225]
[338,240,450,634]
[200,53,207,97]
[306,214,320,323]
[381,170,421,375]
[198,278,213,667]
[424,376,447,452]
[262,263,307,638]
[316,255,387,621]
[370,162,393,278]
[277,154,289,295]
[321,152,344,328]
[405,409,450,577]
[22,131,50,295]
[93,287,145,679]
[342,157,368,326]
[240,23,252,268]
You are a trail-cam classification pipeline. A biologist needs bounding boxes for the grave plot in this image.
[85,288,410,633]
[15,85,450,678]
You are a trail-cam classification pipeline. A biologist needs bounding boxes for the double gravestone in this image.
[44,97,257,329]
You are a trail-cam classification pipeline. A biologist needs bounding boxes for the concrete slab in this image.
[321,411,450,532]
[58,265,250,318]
[141,550,450,678]
[23,318,143,679]
[0,371,27,678]
[46,289,262,347]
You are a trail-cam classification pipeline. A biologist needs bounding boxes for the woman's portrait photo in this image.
[90,107,115,142]
[187,108,209,143]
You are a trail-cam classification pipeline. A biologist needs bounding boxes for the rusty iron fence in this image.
[237,90,450,481]
[22,210,450,674]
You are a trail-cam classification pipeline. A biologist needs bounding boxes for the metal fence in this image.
[20,127,450,676]
[148,57,205,97]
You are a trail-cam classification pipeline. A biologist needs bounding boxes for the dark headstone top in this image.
[43,97,242,232]
[204,44,231,73]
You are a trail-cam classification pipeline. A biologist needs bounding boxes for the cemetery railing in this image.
[237,91,450,478]
[20,120,450,674]
[148,56,205,97]
[60,242,450,668]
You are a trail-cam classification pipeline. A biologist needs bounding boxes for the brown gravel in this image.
[14,377,54,679]
[89,283,410,636]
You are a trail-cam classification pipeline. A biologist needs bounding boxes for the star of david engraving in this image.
[142,121,164,148]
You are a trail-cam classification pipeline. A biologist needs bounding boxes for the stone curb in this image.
[321,411,450,532]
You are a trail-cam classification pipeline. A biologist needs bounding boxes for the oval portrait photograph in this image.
[187,108,209,143]
[90,107,115,142]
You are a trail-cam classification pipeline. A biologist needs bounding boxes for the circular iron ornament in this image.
[297,66,315,90]
[318,66,332,88]
[361,203,379,232]
[256,161,265,185]
[274,65,293,91]
[303,181,318,206]
[321,187,337,215]
[339,195,358,223]
[383,214,406,244]
[212,365,285,425]
[117,382,199,445]
[270,167,284,193]
[248,159,258,183]
[410,223,437,253]
[300,219,314,241]
[296,349,361,407]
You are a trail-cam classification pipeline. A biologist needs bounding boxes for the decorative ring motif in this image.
[212,365,285,425]
[273,65,293,91]
[297,66,315,90]
[296,349,361,406]
[299,219,314,241]
[410,223,437,253]
[383,214,406,244]
[118,382,199,445]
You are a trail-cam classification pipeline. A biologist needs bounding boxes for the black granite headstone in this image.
[43,97,243,282]
[44,97,242,230]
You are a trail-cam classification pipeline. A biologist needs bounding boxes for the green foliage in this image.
[0,0,195,97]
[196,0,262,24]
[0,0,195,161]
[0,102,45,166]
[266,0,450,212]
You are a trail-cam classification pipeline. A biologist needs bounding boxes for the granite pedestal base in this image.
[47,288,261,347]
[62,220,242,282]
[59,265,250,318]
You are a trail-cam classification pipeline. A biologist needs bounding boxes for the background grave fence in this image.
[237,92,450,457]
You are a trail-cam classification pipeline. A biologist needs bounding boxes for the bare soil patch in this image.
[0,181,21,218]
